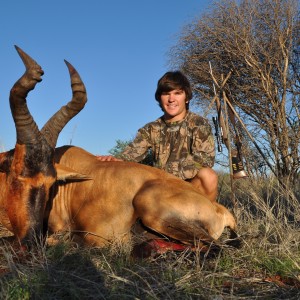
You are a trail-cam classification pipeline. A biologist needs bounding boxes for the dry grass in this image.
[0,176,300,299]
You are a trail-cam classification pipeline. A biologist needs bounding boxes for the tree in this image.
[169,0,300,187]
[109,139,130,158]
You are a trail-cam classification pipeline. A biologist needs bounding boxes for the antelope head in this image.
[0,46,87,247]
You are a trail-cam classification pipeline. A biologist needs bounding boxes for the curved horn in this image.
[10,46,44,144]
[41,60,87,148]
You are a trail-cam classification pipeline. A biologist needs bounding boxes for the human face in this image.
[160,89,187,122]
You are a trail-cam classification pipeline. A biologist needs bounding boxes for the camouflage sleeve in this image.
[120,126,151,162]
[178,122,215,180]
[191,123,215,168]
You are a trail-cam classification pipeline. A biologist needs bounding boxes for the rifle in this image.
[209,62,229,151]
[212,116,223,152]
[223,92,247,179]
[209,62,247,179]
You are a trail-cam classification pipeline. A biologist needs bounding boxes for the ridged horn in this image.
[9,45,44,144]
[41,60,87,148]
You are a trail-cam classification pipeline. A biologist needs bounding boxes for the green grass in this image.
[0,176,300,299]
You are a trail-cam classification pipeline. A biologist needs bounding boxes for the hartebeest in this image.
[0,47,238,252]
[0,46,87,247]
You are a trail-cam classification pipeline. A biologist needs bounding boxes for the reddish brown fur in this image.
[3,144,56,240]
[6,144,32,238]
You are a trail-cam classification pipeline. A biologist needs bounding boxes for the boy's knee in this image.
[196,168,218,186]
[188,168,218,202]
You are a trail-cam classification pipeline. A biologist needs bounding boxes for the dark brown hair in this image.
[155,71,193,110]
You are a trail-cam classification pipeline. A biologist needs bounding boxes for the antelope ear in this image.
[55,163,92,182]
[0,160,8,173]
[0,166,7,173]
[0,152,13,173]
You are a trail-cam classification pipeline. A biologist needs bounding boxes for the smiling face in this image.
[160,89,187,122]
[154,71,192,122]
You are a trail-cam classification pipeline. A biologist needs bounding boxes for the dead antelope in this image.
[0,47,238,253]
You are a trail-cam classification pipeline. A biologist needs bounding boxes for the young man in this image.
[98,71,218,202]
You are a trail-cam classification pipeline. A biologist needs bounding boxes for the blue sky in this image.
[0,0,212,155]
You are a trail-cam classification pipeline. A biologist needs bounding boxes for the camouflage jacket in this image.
[121,111,215,180]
